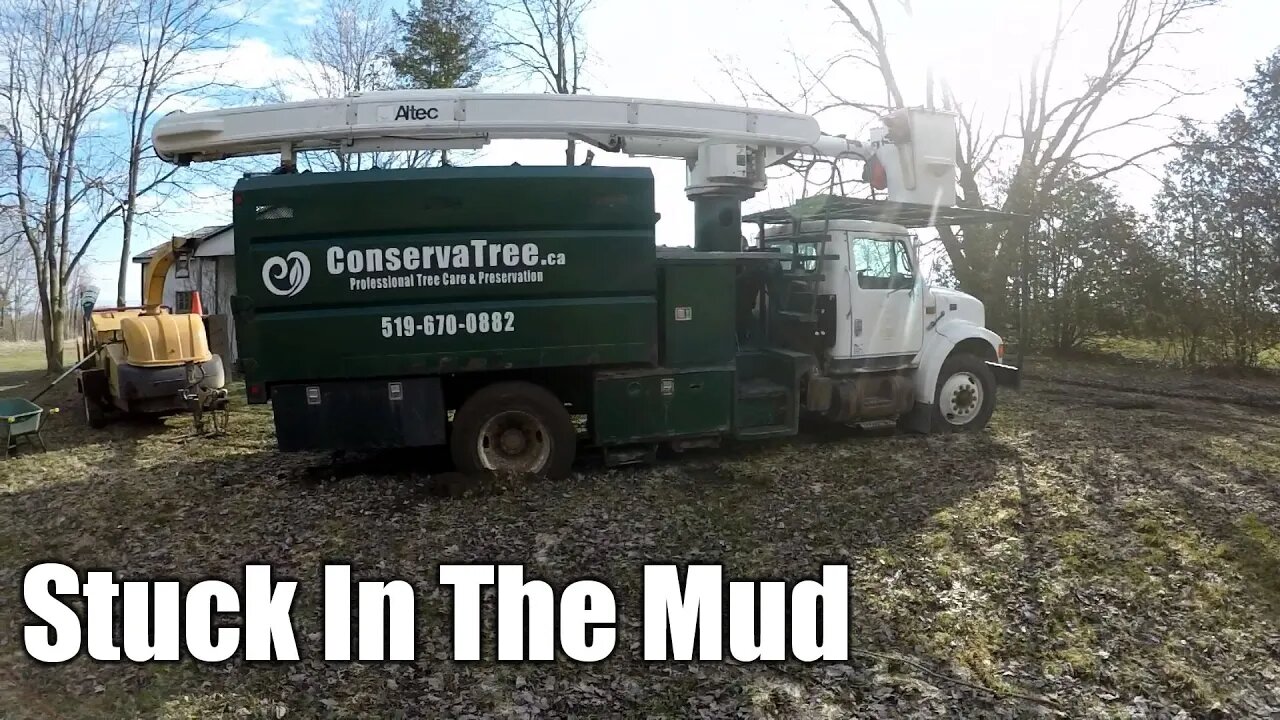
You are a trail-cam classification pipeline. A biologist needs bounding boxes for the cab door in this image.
[846,234,924,361]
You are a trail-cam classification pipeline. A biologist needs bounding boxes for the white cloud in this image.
[215,0,320,28]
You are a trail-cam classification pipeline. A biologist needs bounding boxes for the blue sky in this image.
[85,0,1280,303]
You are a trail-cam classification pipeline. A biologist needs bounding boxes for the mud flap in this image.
[897,402,932,434]
[987,361,1021,389]
[78,367,109,402]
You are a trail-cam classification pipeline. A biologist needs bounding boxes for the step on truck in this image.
[153,91,1021,478]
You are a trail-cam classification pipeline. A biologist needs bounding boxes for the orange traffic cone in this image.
[189,291,203,316]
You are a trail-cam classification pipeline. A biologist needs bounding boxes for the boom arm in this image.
[153,90,877,166]
[153,90,959,248]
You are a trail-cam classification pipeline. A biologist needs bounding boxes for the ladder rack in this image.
[747,200,844,355]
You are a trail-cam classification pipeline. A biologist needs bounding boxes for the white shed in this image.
[133,224,239,364]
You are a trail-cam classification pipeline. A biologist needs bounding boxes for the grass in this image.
[1082,335,1280,371]
[0,341,75,395]
[0,340,48,366]
[0,355,1278,718]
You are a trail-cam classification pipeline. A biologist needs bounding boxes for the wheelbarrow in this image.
[0,397,59,459]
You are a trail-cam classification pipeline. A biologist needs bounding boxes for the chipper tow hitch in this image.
[181,363,230,436]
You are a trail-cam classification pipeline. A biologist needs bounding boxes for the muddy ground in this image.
[0,351,1278,719]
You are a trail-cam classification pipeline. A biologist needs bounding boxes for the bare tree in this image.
[936,0,1220,327]
[733,0,1218,329]
[115,0,242,307]
[0,215,35,341]
[62,261,92,340]
[0,210,31,341]
[294,0,395,97]
[0,0,132,372]
[283,0,407,172]
[285,0,495,170]
[494,0,594,165]
[0,251,37,342]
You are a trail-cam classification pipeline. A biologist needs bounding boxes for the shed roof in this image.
[132,224,233,263]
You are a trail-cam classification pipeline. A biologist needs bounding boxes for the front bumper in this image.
[987,361,1021,389]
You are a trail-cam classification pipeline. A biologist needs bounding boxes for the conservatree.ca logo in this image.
[261,252,310,297]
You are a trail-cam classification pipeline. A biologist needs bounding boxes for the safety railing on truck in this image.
[749,202,842,325]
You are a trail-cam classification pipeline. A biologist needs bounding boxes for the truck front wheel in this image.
[932,353,997,432]
[451,382,576,480]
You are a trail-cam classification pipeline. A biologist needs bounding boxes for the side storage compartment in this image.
[592,367,733,446]
[658,256,737,367]
[271,377,446,452]
[734,348,813,439]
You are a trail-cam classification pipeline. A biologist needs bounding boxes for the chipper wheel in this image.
[450,382,576,480]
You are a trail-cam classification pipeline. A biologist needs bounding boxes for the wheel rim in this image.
[476,410,552,474]
[940,371,983,426]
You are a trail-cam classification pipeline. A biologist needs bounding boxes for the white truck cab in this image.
[759,217,1017,432]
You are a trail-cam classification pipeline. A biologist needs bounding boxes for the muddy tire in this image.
[450,382,576,480]
[931,353,997,433]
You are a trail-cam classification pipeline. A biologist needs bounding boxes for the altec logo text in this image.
[393,105,440,121]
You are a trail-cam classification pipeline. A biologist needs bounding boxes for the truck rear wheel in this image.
[932,353,996,432]
[450,382,576,480]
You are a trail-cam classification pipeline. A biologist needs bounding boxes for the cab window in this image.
[795,242,819,272]
[852,236,914,290]
[768,240,820,273]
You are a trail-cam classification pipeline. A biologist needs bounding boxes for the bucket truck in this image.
[151,90,1019,477]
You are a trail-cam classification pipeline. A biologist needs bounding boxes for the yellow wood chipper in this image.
[75,235,228,432]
